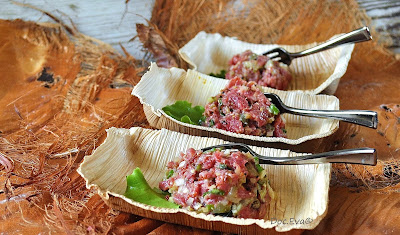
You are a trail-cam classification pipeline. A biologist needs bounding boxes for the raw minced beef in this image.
[159,148,273,219]
[225,50,292,90]
[202,77,287,138]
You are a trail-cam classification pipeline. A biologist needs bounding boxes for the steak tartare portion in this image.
[225,50,292,90]
[159,148,273,219]
[203,77,287,138]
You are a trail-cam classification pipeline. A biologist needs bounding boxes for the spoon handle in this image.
[201,143,377,166]
[259,148,377,165]
[283,107,378,129]
[291,26,372,58]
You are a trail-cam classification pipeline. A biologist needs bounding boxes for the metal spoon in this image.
[262,27,372,65]
[201,143,377,165]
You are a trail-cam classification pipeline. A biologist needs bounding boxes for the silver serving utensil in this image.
[201,143,377,165]
[264,93,378,129]
[263,26,372,65]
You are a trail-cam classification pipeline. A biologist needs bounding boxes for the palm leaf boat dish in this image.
[78,127,331,234]
[132,63,340,151]
[178,31,356,94]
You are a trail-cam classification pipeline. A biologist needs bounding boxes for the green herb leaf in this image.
[203,188,225,196]
[249,53,258,60]
[205,147,217,153]
[256,164,264,173]
[207,96,216,103]
[209,119,215,127]
[162,101,205,125]
[213,203,232,214]
[239,113,249,125]
[166,170,174,179]
[195,164,202,172]
[217,98,223,107]
[206,204,215,212]
[269,103,280,115]
[218,163,228,169]
[124,168,179,209]
[209,70,226,79]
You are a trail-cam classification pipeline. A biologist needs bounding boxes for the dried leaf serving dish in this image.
[132,63,339,151]
[178,31,354,94]
[78,127,331,234]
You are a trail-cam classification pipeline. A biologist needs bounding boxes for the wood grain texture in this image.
[358,0,400,53]
[0,0,155,59]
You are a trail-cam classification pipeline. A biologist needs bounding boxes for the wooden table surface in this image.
[2,0,399,56]
[0,0,154,59]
